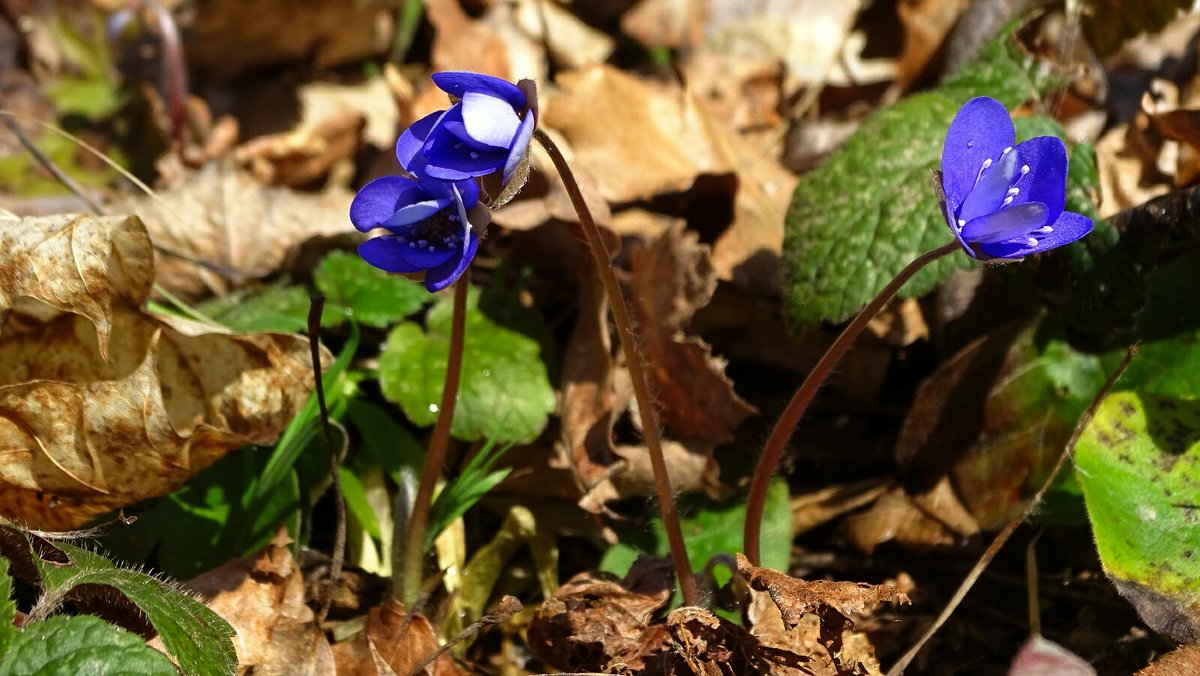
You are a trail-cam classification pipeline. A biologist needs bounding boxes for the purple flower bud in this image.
[350,175,483,292]
[396,72,536,186]
[939,97,1093,261]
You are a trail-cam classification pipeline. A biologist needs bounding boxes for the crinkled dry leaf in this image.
[626,224,755,445]
[791,480,889,537]
[425,0,546,88]
[332,600,462,676]
[187,530,333,675]
[736,553,910,631]
[1095,114,1172,218]
[236,109,365,189]
[0,213,320,529]
[105,160,355,297]
[840,479,979,554]
[526,557,672,673]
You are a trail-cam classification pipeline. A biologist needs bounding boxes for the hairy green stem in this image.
[743,241,960,565]
[398,271,470,607]
[534,129,699,606]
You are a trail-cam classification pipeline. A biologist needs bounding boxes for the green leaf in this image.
[0,615,178,675]
[0,557,16,655]
[340,466,382,540]
[427,438,514,550]
[601,479,792,590]
[781,23,1064,328]
[379,285,555,443]
[314,250,430,327]
[30,542,236,676]
[345,399,424,482]
[1076,390,1200,639]
[200,284,312,334]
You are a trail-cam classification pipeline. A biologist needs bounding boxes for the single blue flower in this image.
[397,72,536,185]
[940,96,1092,260]
[350,175,482,292]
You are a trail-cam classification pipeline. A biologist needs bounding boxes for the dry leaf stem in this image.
[744,241,960,565]
[308,295,347,622]
[886,344,1138,676]
[398,271,471,607]
[534,128,699,607]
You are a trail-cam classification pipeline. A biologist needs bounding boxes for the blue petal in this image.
[503,114,536,183]
[424,232,479,292]
[461,92,520,148]
[393,241,458,268]
[423,148,509,180]
[431,72,526,109]
[958,147,1019,222]
[960,201,1049,243]
[451,177,481,209]
[384,197,451,227]
[977,210,1093,259]
[1011,136,1068,221]
[350,176,426,232]
[941,97,1015,217]
[358,236,427,273]
[396,110,443,171]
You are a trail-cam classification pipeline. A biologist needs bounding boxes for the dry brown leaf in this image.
[791,480,890,537]
[894,0,968,90]
[105,160,355,297]
[1136,643,1200,676]
[236,109,365,189]
[425,0,546,88]
[182,0,396,81]
[490,133,613,232]
[526,557,673,673]
[626,224,755,445]
[622,0,705,51]
[499,0,614,70]
[332,600,462,676]
[1095,113,1172,218]
[736,553,910,630]
[840,479,979,554]
[0,213,320,529]
[187,530,333,675]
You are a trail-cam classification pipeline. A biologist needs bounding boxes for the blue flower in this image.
[397,72,536,185]
[350,175,483,292]
[940,97,1092,260]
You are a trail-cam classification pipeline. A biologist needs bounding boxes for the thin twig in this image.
[744,241,960,565]
[406,595,522,676]
[398,272,470,607]
[1,115,103,214]
[534,128,698,606]
[886,344,1139,675]
[308,296,347,623]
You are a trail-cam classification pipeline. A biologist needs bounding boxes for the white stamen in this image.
[1007,187,1020,196]
[1026,237,1038,246]
[981,158,992,170]
[1001,146,1013,155]
[957,218,965,227]
[417,239,428,247]
[469,151,480,159]
[1020,165,1030,175]
[1003,196,1014,206]
[1037,226,1054,233]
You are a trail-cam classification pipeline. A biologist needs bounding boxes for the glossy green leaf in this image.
[0,615,178,675]
[314,250,430,328]
[379,284,555,443]
[0,557,16,655]
[1076,390,1200,640]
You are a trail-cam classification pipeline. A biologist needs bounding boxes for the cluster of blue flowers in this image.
[350,73,536,291]
[939,97,1092,260]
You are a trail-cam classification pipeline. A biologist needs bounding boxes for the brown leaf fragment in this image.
[105,161,356,297]
[0,214,322,529]
[236,109,366,189]
[332,600,463,676]
[840,479,979,554]
[186,530,333,675]
[626,224,755,445]
[736,553,909,630]
[526,557,673,673]
[1136,642,1200,676]
[0,212,153,359]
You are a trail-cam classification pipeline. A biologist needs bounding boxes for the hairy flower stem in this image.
[398,271,470,608]
[743,241,960,565]
[534,129,699,607]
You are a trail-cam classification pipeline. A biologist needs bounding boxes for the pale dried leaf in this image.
[840,480,979,554]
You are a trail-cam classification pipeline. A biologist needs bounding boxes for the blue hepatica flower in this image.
[940,96,1092,260]
[397,72,536,184]
[350,175,482,292]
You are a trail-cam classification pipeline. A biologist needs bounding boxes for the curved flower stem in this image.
[743,241,960,565]
[398,270,470,608]
[885,345,1137,676]
[534,129,699,607]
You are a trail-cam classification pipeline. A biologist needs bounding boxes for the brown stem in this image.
[886,344,1138,676]
[308,295,347,623]
[534,129,699,606]
[398,271,470,607]
[744,241,960,565]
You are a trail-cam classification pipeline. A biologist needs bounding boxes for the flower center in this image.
[395,210,465,252]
